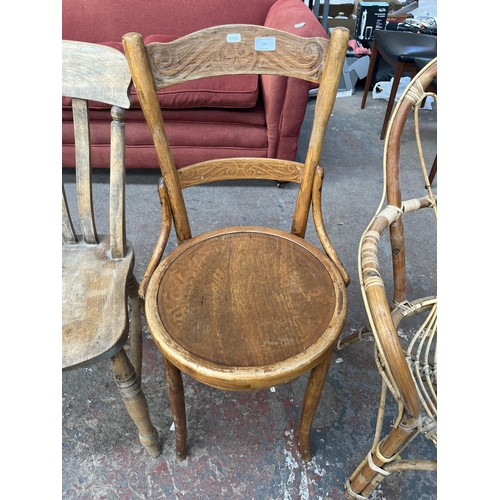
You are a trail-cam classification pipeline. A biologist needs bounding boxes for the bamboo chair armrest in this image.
[312,166,350,286]
[360,212,421,417]
[139,177,172,298]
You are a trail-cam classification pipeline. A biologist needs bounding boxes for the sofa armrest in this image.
[263,0,329,160]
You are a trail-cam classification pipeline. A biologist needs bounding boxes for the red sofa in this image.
[62,0,328,169]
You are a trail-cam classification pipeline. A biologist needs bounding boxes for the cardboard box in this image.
[355,2,389,40]
[317,3,358,37]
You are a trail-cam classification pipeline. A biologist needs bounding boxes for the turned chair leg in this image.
[299,350,334,462]
[163,357,187,460]
[110,348,161,457]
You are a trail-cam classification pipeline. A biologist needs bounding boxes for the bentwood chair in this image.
[62,40,161,457]
[361,30,437,140]
[123,25,350,461]
[340,58,437,499]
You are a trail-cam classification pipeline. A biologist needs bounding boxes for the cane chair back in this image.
[62,40,160,457]
[123,25,350,461]
[341,58,437,499]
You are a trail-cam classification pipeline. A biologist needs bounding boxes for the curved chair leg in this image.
[299,350,334,462]
[111,348,161,457]
[163,357,187,460]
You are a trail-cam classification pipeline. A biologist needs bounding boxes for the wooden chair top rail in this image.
[62,40,132,108]
[139,25,329,89]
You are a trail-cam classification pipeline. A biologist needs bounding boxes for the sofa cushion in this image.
[142,35,259,109]
[62,0,278,42]
[62,38,259,110]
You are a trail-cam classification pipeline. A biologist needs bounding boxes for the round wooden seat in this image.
[146,227,347,392]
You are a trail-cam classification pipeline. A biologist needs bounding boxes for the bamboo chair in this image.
[122,25,350,461]
[340,58,437,499]
[62,40,161,457]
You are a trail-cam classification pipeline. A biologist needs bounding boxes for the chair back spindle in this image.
[62,41,132,256]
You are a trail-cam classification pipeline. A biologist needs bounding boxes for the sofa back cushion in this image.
[62,0,278,43]
[142,36,259,108]
[61,38,259,110]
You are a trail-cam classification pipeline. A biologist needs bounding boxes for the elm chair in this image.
[341,58,437,499]
[361,30,437,140]
[123,25,350,461]
[62,40,161,457]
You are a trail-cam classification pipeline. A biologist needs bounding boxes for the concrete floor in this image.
[62,76,437,499]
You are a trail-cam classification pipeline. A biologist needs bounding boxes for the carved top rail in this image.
[145,24,329,89]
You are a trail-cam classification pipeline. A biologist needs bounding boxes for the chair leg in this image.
[345,415,420,499]
[361,40,379,109]
[128,296,143,381]
[299,350,334,462]
[163,357,187,460]
[428,154,437,186]
[110,348,161,457]
[380,62,405,140]
[127,274,143,380]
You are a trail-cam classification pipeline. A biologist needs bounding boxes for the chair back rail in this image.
[122,26,349,243]
[145,25,328,87]
[385,60,437,304]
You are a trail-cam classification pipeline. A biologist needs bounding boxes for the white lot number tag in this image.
[227,34,241,43]
[255,37,276,51]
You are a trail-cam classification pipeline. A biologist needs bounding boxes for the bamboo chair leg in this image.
[110,348,161,457]
[163,357,187,460]
[346,416,420,499]
[299,350,334,462]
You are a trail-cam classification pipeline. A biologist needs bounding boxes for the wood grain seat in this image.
[62,236,133,369]
[148,228,346,390]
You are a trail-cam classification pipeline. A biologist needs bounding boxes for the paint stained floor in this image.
[62,80,437,499]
